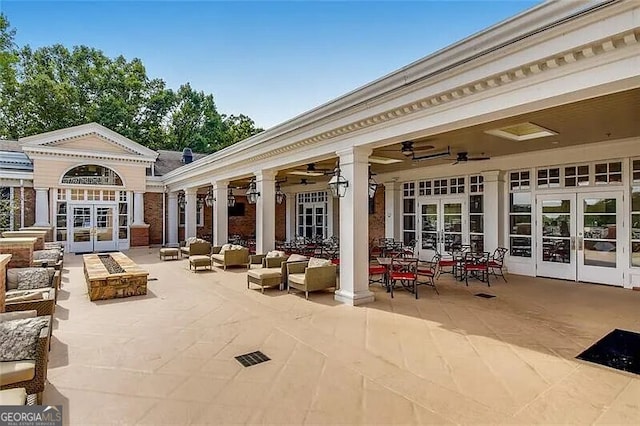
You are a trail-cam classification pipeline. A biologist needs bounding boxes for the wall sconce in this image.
[275,181,286,205]
[246,179,260,204]
[204,187,215,207]
[368,169,378,199]
[177,192,186,209]
[227,188,236,208]
[196,196,204,209]
[328,166,348,198]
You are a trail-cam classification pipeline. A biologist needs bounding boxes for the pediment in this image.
[19,123,158,160]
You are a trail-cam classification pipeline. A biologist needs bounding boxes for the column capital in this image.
[336,146,372,165]
[167,191,178,199]
[184,187,199,196]
[481,170,504,182]
[254,170,277,181]
[212,180,229,189]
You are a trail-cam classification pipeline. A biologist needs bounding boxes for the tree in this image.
[0,14,263,153]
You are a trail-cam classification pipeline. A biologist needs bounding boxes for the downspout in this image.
[162,185,166,247]
[19,179,25,229]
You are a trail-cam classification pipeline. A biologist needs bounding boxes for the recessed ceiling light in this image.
[485,122,557,141]
[368,156,403,165]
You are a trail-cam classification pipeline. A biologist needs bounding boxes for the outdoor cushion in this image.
[15,269,50,291]
[266,250,285,258]
[231,244,244,250]
[219,243,233,253]
[6,291,46,303]
[0,361,36,386]
[33,249,60,261]
[0,388,27,405]
[287,254,307,262]
[287,273,306,285]
[7,268,55,291]
[308,257,331,268]
[0,316,50,362]
[248,269,282,280]
[189,255,211,264]
[211,254,224,262]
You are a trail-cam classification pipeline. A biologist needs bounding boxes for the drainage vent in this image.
[235,351,270,367]
[475,293,496,299]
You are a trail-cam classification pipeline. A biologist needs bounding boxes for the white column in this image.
[384,180,401,240]
[184,188,198,239]
[285,192,295,241]
[167,192,179,246]
[255,170,276,254]
[34,188,50,226]
[482,170,505,254]
[335,147,375,306]
[132,191,146,225]
[212,181,229,246]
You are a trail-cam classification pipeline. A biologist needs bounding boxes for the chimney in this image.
[182,147,193,164]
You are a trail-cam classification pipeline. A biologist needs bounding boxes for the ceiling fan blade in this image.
[468,156,491,161]
[288,170,325,177]
[412,146,451,161]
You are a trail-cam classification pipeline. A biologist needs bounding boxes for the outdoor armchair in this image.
[286,258,337,300]
[0,311,51,404]
[247,254,289,293]
[211,245,250,270]
[180,237,210,257]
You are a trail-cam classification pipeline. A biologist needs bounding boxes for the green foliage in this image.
[0,14,263,153]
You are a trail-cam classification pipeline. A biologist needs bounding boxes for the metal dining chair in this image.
[388,257,419,299]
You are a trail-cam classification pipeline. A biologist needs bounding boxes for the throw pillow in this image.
[308,257,331,268]
[0,316,49,362]
[231,244,244,250]
[287,254,308,262]
[266,250,285,258]
[33,249,60,261]
[16,268,51,291]
[6,268,23,290]
[220,243,233,253]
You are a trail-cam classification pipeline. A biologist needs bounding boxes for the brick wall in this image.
[130,226,149,247]
[368,185,385,248]
[0,254,10,312]
[275,202,286,241]
[144,193,164,245]
[23,188,35,227]
[229,196,256,238]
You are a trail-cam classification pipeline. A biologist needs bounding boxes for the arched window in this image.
[61,165,123,186]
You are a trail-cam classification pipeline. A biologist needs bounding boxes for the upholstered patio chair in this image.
[0,311,51,405]
[286,258,337,300]
[247,253,290,293]
[180,238,210,258]
[5,267,60,306]
[211,245,250,270]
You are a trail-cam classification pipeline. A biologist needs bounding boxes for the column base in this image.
[334,288,375,306]
[130,224,150,247]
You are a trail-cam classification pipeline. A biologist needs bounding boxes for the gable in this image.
[51,134,138,155]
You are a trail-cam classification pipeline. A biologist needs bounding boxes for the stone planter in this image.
[83,252,148,301]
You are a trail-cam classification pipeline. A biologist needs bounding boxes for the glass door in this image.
[418,197,466,260]
[536,194,576,280]
[94,206,117,252]
[72,206,93,253]
[70,204,118,253]
[577,192,623,285]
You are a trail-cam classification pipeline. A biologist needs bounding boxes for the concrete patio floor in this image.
[45,248,640,424]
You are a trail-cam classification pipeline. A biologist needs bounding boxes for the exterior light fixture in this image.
[328,166,348,198]
[227,188,236,208]
[196,196,204,209]
[204,187,215,207]
[275,182,286,205]
[246,179,260,204]
[177,192,186,209]
[368,170,378,199]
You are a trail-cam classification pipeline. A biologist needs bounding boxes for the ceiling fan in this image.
[401,142,451,161]
[452,151,490,165]
[288,163,331,177]
[299,178,316,185]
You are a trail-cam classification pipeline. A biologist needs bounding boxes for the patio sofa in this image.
[286,257,337,300]
[0,311,52,404]
[211,244,250,270]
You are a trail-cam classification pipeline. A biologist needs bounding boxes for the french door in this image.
[418,197,467,261]
[71,204,118,253]
[536,191,623,285]
[298,202,326,239]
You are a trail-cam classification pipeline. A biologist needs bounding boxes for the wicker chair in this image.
[247,255,290,293]
[188,242,213,272]
[211,246,250,270]
[180,238,210,258]
[286,260,337,300]
[0,311,51,404]
[5,268,60,305]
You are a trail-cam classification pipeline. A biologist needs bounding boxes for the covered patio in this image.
[44,249,640,424]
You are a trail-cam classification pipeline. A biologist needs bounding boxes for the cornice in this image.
[23,147,156,165]
[164,26,639,186]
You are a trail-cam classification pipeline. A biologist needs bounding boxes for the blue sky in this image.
[1,1,541,129]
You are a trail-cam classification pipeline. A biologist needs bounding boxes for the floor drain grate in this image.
[475,293,496,299]
[235,351,270,367]
[577,329,640,375]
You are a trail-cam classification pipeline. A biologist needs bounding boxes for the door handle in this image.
[570,236,576,250]
[577,237,584,251]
